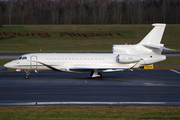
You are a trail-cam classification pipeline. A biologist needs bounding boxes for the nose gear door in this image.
[30,56,37,70]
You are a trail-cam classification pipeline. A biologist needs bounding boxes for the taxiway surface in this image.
[0,69,180,106]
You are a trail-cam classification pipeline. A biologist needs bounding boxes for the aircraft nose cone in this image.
[4,62,11,68]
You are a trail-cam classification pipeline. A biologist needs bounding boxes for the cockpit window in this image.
[22,57,27,60]
[17,57,22,60]
[17,56,27,60]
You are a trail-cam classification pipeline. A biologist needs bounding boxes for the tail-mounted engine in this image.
[116,54,141,64]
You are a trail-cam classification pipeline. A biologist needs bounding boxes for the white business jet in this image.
[4,23,173,78]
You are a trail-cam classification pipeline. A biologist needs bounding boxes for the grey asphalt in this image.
[0,69,180,106]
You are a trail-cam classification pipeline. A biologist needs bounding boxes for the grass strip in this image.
[0,106,180,120]
[0,24,180,52]
[0,59,14,65]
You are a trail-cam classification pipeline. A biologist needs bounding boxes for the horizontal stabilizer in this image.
[143,44,175,51]
[161,46,175,51]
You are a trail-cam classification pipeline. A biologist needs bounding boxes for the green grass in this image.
[154,64,180,70]
[0,24,179,53]
[156,56,180,64]
[0,59,14,65]
[0,106,180,120]
[0,26,28,32]
[153,57,180,69]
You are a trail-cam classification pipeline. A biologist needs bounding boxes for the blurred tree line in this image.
[0,0,180,25]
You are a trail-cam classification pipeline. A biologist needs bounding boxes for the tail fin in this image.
[112,23,174,55]
[138,23,174,51]
[139,23,166,45]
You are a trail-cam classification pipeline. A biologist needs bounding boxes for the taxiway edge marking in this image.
[0,102,168,106]
[169,69,180,75]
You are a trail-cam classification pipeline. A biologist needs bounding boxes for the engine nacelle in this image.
[117,54,141,63]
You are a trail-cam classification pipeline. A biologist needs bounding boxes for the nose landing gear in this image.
[24,70,30,79]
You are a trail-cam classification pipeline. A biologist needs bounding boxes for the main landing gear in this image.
[91,70,102,78]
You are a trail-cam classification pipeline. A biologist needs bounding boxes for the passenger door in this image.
[30,56,37,70]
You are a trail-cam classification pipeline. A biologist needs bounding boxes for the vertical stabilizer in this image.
[138,24,166,45]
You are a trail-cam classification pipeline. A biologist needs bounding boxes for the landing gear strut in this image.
[24,70,30,79]
[91,70,102,78]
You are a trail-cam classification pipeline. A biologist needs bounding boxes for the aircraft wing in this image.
[69,62,140,72]
[69,67,127,73]
[38,61,137,72]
